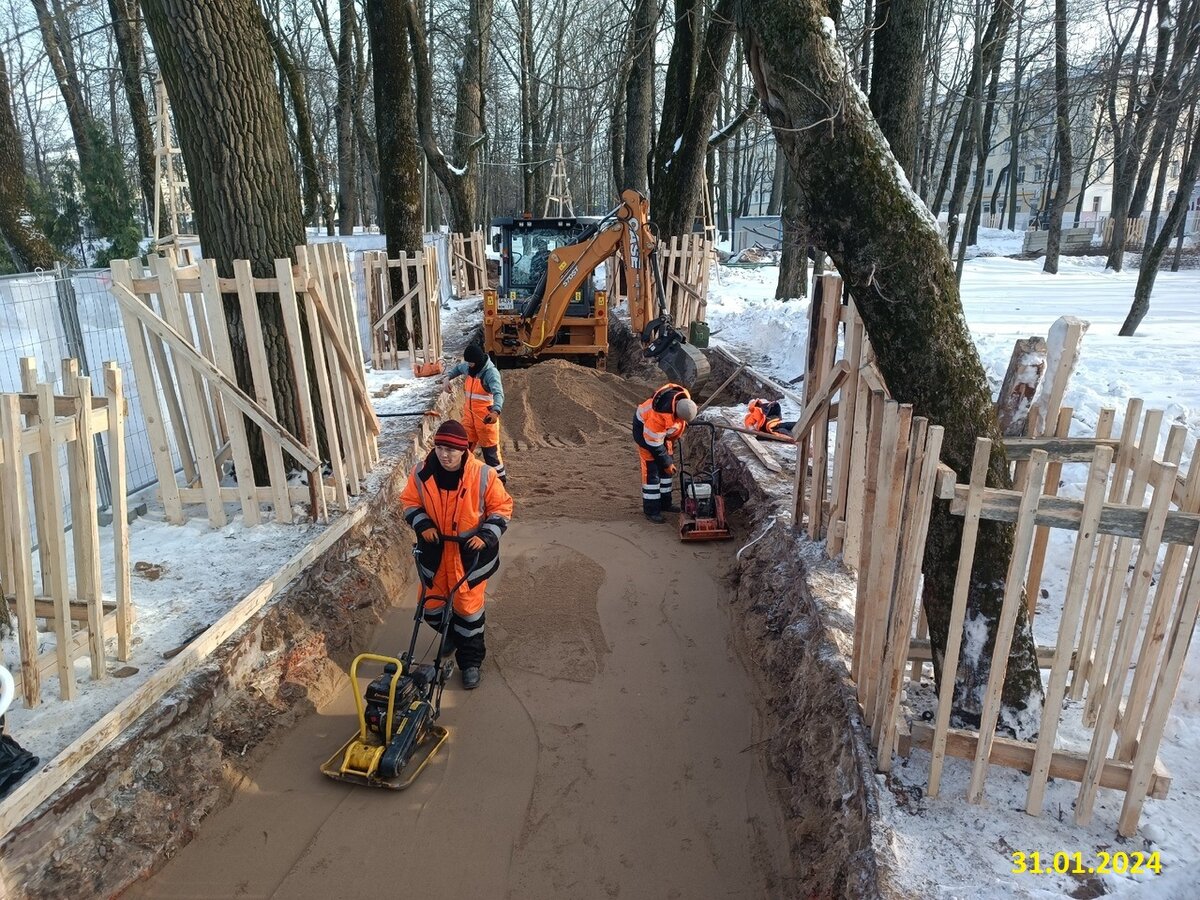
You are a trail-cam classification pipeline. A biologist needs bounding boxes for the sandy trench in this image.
[126,360,792,899]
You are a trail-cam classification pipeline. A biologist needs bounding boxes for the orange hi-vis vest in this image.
[635,383,691,452]
[465,371,495,419]
[745,398,784,434]
[400,454,514,615]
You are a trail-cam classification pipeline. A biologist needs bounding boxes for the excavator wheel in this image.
[656,342,710,390]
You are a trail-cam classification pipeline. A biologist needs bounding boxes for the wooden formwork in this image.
[0,360,132,708]
[362,248,443,373]
[659,234,713,332]
[787,266,1192,837]
[450,230,487,298]
[108,244,379,529]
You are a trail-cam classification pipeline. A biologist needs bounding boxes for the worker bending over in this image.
[744,398,796,437]
[632,383,698,523]
[443,344,507,483]
[401,420,514,690]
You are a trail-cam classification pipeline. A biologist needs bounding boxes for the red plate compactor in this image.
[677,422,732,542]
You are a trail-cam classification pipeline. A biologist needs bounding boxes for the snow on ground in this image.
[707,253,1200,896]
[1,287,479,769]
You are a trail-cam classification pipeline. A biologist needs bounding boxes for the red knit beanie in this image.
[433,420,470,450]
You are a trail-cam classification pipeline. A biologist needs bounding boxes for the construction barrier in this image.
[362,249,443,375]
[450,230,487,298]
[0,359,132,707]
[108,242,379,529]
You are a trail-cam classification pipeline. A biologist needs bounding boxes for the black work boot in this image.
[462,666,482,690]
[645,511,666,524]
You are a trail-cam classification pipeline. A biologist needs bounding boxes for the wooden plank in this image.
[1084,408,1164,724]
[103,364,133,661]
[196,259,261,526]
[928,438,993,798]
[857,400,898,707]
[851,389,885,684]
[18,359,53,586]
[154,256,227,527]
[298,259,349,513]
[695,364,746,416]
[1071,401,1138,701]
[722,413,783,473]
[828,311,863,557]
[1076,461,1177,825]
[1034,316,1086,439]
[275,257,324,522]
[1025,446,1114,815]
[967,449,1048,804]
[9,606,118,699]
[37,382,77,700]
[789,361,851,442]
[1024,405,1074,616]
[131,259,197,488]
[905,722,1171,801]
[66,368,106,680]
[231,260,294,523]
[0,396,41,706]
[108,283,318,471]
[841,373,872,569]
[4,596,118,622]
[1003,436,1121,461]
[863,404,911,722]
[109,260,184,524]
[996,336,1047,437]
[908,638,1062,668]
[174,485,339,504]
[304,278,381,437]
[875,422,943,769]
[708,345,806,407]
[0,503,371,842]
[372,282,420,332]
[1118,527,1200,834]
[807,278,842,538]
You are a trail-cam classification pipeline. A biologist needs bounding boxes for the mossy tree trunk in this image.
[734,0,1044,731]
[867,0,928,177]
[623,0,658,194]
[0,47,57,273]
[141,0,307,482]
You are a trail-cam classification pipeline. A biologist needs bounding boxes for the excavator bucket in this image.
[656,342,710,389]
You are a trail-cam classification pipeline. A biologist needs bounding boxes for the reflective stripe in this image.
[465,392,493,401]
[481,522,502,537]
[477,465,490,519]
[457,608,485,623]
[453,622,485,638]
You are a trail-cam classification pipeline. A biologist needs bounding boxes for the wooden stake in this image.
[0,396,41,705]
[928,439,991,797]
[65,366,106,680]
[37,382,76,700]
[1025,405,1074,616]
[104,364,133,661]
[967,449,1048,804]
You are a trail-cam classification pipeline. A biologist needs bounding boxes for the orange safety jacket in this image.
[633,383,691,466]
[400,454,514,615]
[745,398,786,435]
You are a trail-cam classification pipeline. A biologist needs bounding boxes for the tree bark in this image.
[652,0,737,236]
[106,0,157,226]
[0,46,57,272]
[867,0,928,177]
[775,168,808,299]
[140,0,307,478]
[335,0,358,234]
[653,0,701,192]
[623,0,658,193]
[1121,117,1200,335]
[735,0,1044,729]
[1042,0,1073,274]
[260,11,322,228]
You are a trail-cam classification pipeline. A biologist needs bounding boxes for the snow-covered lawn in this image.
[707,254,1200,897]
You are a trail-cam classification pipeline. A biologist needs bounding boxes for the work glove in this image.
[442,379,453,394]
[663,463,678,476]
[465,534,487,551]
[420,527,440,543]
[483,413,498,425]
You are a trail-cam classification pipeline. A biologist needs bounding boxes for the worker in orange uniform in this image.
[443,344,507,483]
[401,420,514,690]
[744,398,796,437]
[632,383,698,523]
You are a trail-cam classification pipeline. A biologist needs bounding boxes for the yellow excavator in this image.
[483,189,709,387]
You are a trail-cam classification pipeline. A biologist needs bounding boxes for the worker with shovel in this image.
[632,383,698,523]
[401,421,513,690]
[442,344,507,484]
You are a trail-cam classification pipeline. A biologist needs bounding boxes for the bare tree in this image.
[0,45,56,272]
[1042,0,1073,273]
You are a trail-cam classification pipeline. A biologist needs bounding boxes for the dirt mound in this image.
[499,359,649,449]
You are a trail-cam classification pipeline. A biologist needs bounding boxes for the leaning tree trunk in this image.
[868,0,929,177]
[107,0,157,227]
[775,167,808,299]
[1042,0,1073,275]
[0,46,56,273]
[1120,120,1200,336]
[141,0,307,480]
[735,0,1044,730]
[366,0,423,349]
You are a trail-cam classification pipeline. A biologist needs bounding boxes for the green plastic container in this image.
[688,320,710,348]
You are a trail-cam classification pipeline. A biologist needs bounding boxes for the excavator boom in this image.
[483,189,708,387]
